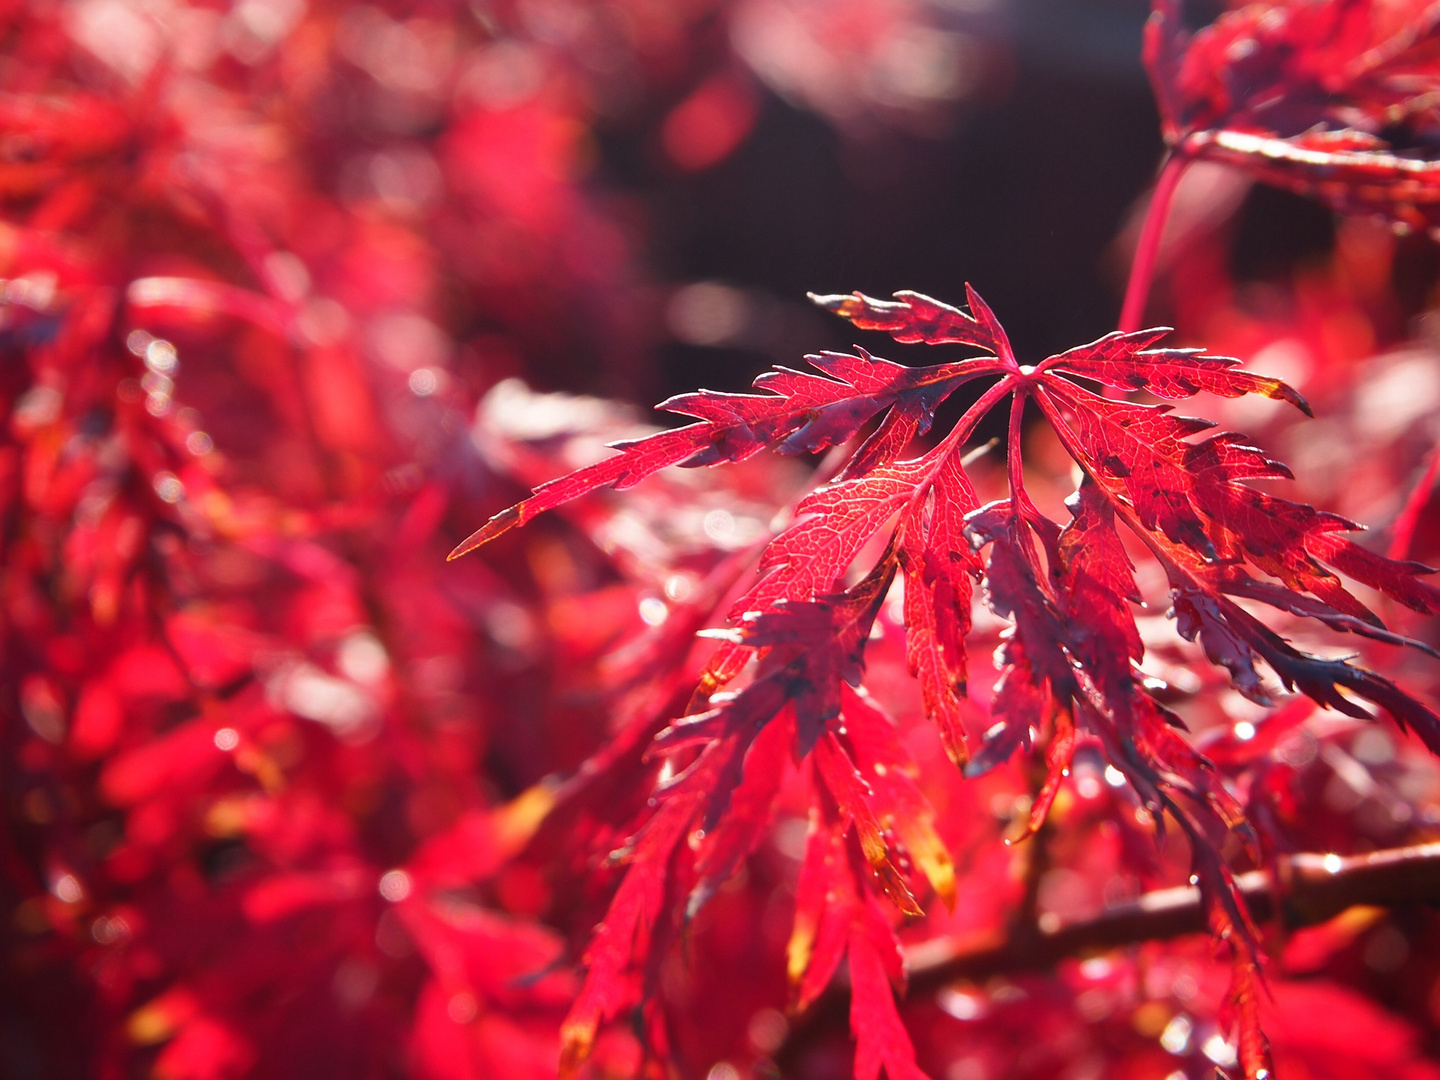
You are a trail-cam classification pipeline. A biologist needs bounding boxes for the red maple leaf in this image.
[454,285,1440,1080]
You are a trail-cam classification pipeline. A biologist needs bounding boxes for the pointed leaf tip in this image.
[447,504,522,559]
[808,291,852,314]
[558,1020,596,1080]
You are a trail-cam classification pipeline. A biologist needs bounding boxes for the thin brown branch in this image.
[775,842,1440,1064]
[905,842,1440,993]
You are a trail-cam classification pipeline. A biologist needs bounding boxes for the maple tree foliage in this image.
[4,1,1440,1080]
[453,282,1440,1078]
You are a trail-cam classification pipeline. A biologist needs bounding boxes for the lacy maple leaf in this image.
[1145,0,1440,234]
[453,286,1440,1080]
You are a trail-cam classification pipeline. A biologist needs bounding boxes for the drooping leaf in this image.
[848,913,930,1080]
[897,450,984,766]
[791,745,933,1080]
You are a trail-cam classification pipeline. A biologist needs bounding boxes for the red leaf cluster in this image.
[457,281,1440,1077]
[1146,0,1440,235]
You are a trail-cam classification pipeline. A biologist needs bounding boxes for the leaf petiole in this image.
[1118,150,1192,335]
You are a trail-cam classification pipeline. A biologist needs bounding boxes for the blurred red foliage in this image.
[3,2,1440,1080]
